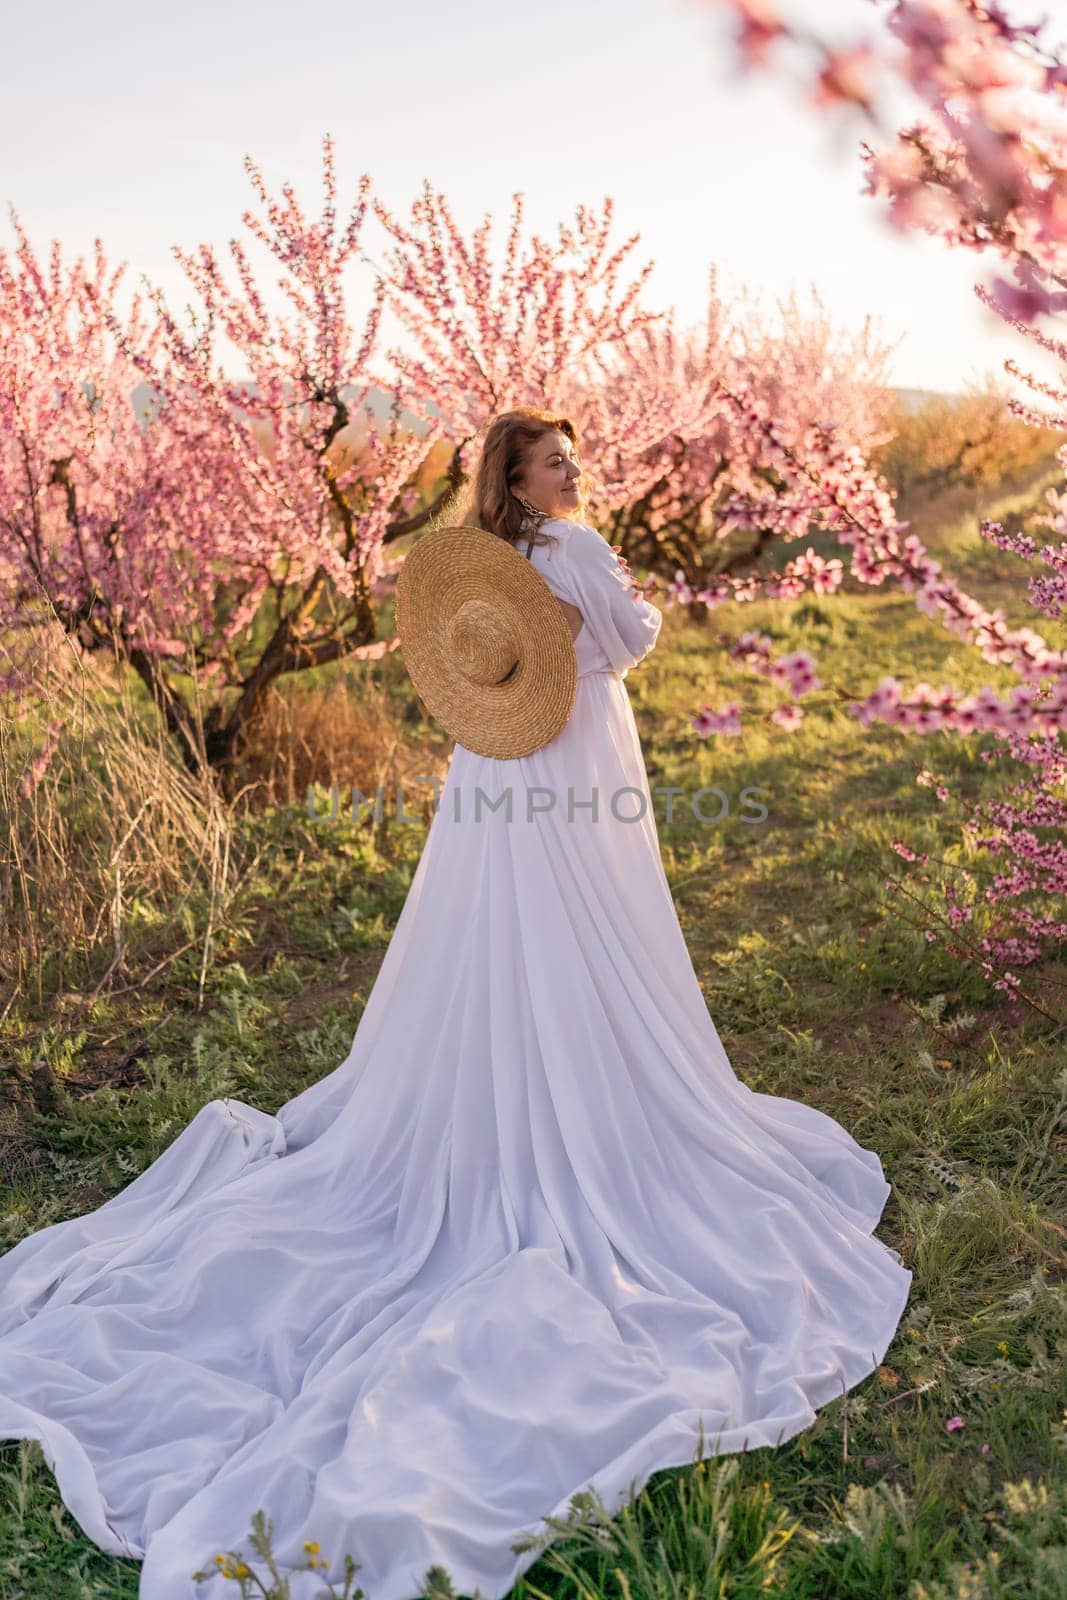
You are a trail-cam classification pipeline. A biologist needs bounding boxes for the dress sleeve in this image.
[561,522,663,676]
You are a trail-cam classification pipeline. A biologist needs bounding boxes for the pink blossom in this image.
[771,702,804,729]
[692,701,743,737]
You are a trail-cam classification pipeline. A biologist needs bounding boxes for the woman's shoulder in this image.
[546,515,596,533]
[526,518,613,572]
[539,516,603,549]
[551,520,620,572]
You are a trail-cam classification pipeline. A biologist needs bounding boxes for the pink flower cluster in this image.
[692,701,743,738]
[691,631,821,737]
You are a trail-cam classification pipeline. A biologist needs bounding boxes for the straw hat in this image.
[395,522,578,759]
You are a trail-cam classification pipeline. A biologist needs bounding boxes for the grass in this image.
[0,468,1065,1600]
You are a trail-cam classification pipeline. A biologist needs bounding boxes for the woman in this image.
[0,407,911,1600]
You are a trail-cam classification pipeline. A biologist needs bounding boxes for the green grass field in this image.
[1,468,1065,1600]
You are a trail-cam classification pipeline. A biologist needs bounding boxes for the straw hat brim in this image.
[395,524,578,760]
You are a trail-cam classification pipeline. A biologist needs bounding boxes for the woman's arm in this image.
[560,522,662,675]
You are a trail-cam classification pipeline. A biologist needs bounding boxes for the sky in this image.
[3,0,1067,400]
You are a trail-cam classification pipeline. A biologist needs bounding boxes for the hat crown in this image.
[394,522,577,758]
[447,598,520,687]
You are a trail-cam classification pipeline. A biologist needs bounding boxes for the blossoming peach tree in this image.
[369,182,898,594]
[691,0,1067,1011]
[0,138,435,777]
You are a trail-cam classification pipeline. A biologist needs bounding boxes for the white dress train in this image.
[0,516,912,1600]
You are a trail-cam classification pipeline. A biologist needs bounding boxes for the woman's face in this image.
[513,429,583,519]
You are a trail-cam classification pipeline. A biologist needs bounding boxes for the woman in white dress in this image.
[0,407,912,1600]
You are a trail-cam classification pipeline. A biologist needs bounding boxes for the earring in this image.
[513,491,542,520]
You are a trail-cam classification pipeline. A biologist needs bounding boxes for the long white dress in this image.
[0,515,912,1600]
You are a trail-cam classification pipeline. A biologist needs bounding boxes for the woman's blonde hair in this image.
[452,407,590,549]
